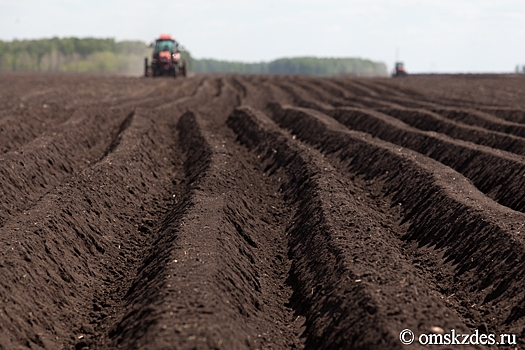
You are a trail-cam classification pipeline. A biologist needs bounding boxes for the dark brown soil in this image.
[1,72,525,349]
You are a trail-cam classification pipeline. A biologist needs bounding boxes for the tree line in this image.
[193,57,387,76]
[0,37,387,76]
[0,38,149,74]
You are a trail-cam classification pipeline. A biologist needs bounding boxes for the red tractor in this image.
[144,34,187,77]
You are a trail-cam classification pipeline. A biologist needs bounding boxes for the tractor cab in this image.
[154,38,178,54]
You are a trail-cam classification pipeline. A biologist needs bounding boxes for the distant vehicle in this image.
[392,62,407,77]
[144,34,187,77]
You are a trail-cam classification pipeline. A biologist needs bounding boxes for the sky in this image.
[1,0,525,73]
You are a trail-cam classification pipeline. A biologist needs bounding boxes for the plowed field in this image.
[1,73,525,349]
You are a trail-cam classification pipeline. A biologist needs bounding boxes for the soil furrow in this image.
[280,78,394,110]
[268,103,525,342]
[377,107,525,157]
[256,77,296,109]
[0,74,156,111]
[361,81,471,108]
[377,81,483,109]
[0,107,132,227]
[273,79,335,111]
[3,73,525,349]
[330,78,380,97]
[280,86,525,211]
[311,78,455,110]
[299,78,383,108]
[349,79,410,98]
[432,108,525,138]
[115,76,203,110]
[231,76,248,99]
[296,104,525,214]
[288,78,352,107]
[0,105,73,154]
[110,109,304,349]
[0,107,182,350]
[233,76,293,114]
[380,77,518,108]
[330,79,437,109]
[151,77,210,111]
[228,106,484,349]
[356,80,498,109]
[477,107,525,124]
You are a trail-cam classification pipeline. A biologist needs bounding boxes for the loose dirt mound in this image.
[1,73,525,349]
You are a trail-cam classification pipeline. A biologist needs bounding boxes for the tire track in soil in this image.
[0,106,133,227]
[228,106,484,349]
[268,103,525,344]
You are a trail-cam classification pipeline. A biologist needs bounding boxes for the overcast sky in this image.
[1,0,524,73]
